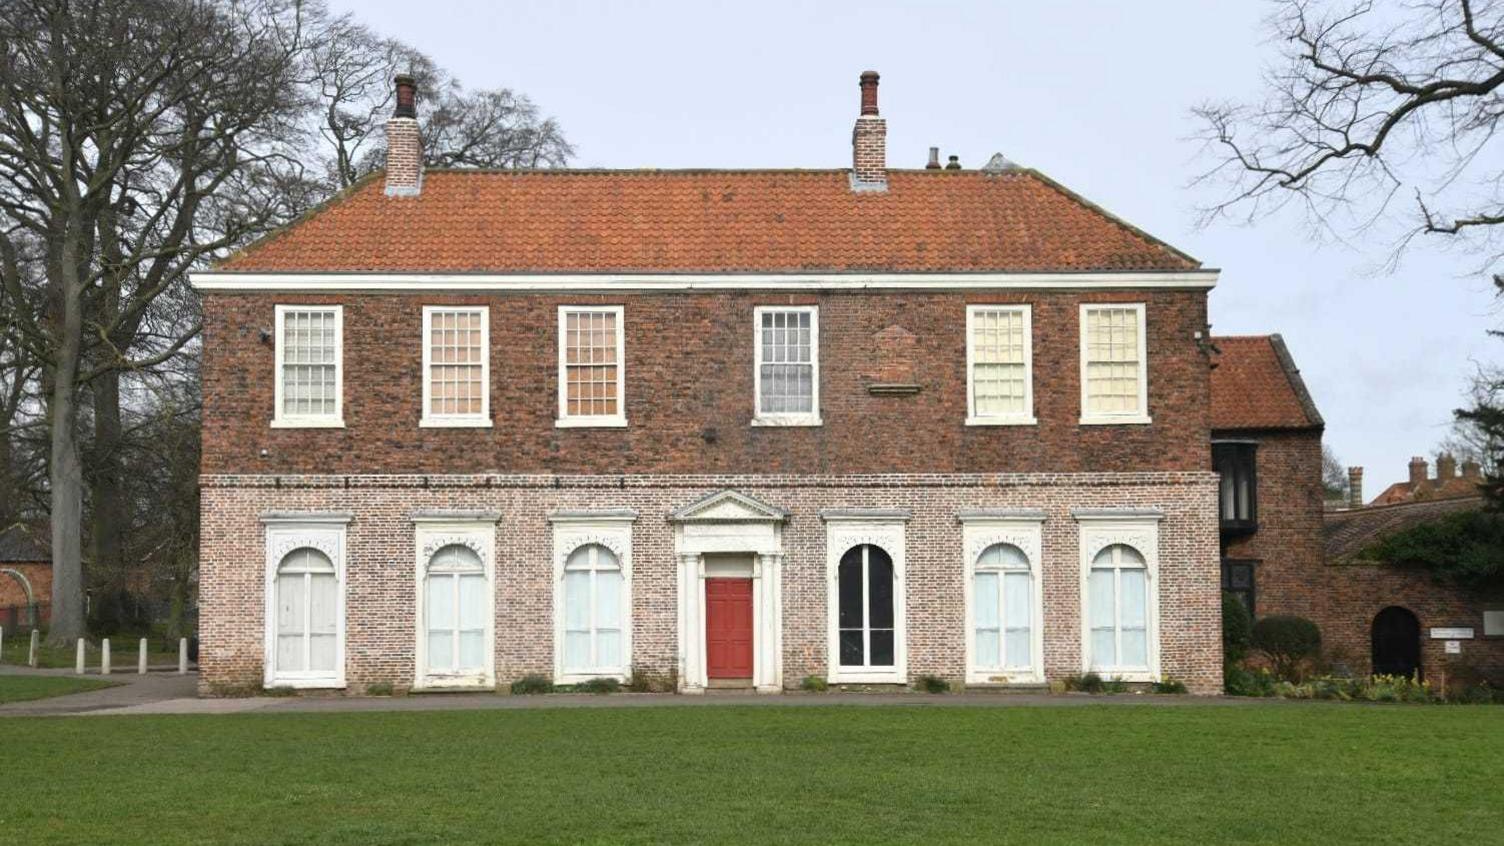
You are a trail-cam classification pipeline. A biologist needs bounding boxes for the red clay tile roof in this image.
[218,169,1201,274]
[1209,335,1323,431]
[1324,496,1482,562]
[1369,476,1483,506]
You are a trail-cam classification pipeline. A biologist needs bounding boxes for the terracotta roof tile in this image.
[1209,335,1323,431]
[1324,496,1482,561]
[219,169,1201,274]
[1369,476,1483,506]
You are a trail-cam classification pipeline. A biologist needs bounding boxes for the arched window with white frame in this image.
[836,544,895,671]
[272,547,339,682]
[421,544,489,683]
[973,543,1033,674]
[1086,543,1150,673]
[561,543,626,678]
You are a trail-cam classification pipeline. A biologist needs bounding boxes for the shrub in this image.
[364,682,394,697]
[800,675,829,692]
[627,667,677,693]
[577,676,622,694]
[1152,678,1188,695]
[1064,672,1105,694]
[1224,664,1276,697]
[1101,677,1129,694]
[1251,615,1322,681]
[509,673,553,695]
[1221,593,1253,664]
[914,674,949,694]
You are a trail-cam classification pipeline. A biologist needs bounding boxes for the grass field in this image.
[3,703,1500,844]
[0,675,118,704]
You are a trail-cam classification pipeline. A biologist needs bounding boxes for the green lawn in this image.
[4,703,1500,844]
[0,675,118,704]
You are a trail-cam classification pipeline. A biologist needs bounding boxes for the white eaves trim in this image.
[190,270,1219,292]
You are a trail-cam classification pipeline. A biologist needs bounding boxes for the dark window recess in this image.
[1213,442,1258,531]
[1221,559,1257,617]
[837,544,896,668]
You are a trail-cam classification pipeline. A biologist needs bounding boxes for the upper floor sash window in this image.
[1079,303,1150,425]
[557,306,626,428]
[753,306,820,426]
[272,305,343,428]
[422,306,491,427]
[966,305,1035,425]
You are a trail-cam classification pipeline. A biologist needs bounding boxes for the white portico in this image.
[670,489,787,693]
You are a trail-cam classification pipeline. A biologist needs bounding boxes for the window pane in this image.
[564,571,590,629]
[974,572,1000,628]
[867,549,894,630]
[458,574,487,630]
[596,569,622,630]
[1120,569,1147,629]
[1121,628,1148,668]
[869,630,895,667]
[276,634,303,673]
[309,633,337,672]
[839,629,864,667]
[838,552,863,629]
[975,626,1001,669]
[1090,629,1116,669]
[458,631,485,671]
[1003,572,1031,630]
[428,629,454,671]
[427,573,455,632]
[562,631,589,671]
[596,629,622,669]
[1088,568,1115,630]
[275,573,304,636]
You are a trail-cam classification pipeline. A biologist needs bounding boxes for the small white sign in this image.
[1430,627,1475,640]
[1445,640,1462,655]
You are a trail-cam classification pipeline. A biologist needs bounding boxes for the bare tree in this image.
[0,0,314,644]
[1195,0,1504,272]
[1322,444,1350,500]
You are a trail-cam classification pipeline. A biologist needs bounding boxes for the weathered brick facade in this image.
[199,472,1223,694]
[202,289,1212,475]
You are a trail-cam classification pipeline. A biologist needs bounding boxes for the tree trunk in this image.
[46,238,86,646]
[91,364,126,590]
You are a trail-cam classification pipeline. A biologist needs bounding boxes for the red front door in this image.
[705,578,754,679]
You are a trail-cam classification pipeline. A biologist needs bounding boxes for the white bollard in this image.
[138,638,148,675]
[178,638,188,674]
[101,638,111,675]
[0,627,5,663]
[28,629,39,667]
[76,638,86,674]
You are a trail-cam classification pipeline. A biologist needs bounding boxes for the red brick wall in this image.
[202,289,1212,476]
[1224,428,1504,683]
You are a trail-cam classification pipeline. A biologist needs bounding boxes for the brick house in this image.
[191,71,1230,695]
[1209,339,1504,682]
[0,524,52,633]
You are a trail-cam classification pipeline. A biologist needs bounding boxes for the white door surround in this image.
[670,489,788,693]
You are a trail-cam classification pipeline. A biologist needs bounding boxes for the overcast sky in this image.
[339,0,1502,494]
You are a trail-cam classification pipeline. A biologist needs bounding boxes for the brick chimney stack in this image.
[1462,459,1483,481]
[1436,453,1458,481]
[1408,456,1428,486]
[1348,466,1364,509]
[851,71,887,190]
[385,74,422,197]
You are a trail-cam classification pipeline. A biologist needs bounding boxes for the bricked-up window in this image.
[1213,442,1258,530]
[1080,304,1149,424]
[557,306,626,427]
[837,544,895,670]
[562,544,625,676]
[973,543,1033,671]
[273,305,343,427]
[422,307,490,427]
[754,306,821,425]
[1087,544,1150,672]
[967,305,1035,424]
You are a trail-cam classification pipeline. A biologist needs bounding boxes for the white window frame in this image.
[271,305,344,428]
[966,304,1036,426]
[550,510,636,684]
[752,305,822,427]
[556,305,627,428]
[261,514,350,689]
[960,510,1045,685]
[822,511,907,684]
[1075,510,1162,682]
[1078,303,1151,425]
[420,305,492,428]
[413,517,497,690]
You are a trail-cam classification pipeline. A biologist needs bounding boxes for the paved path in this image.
[0,665,1278,717]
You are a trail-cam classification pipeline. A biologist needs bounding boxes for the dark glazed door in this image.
[1371,606,1422,679]
[706,578,754,679]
